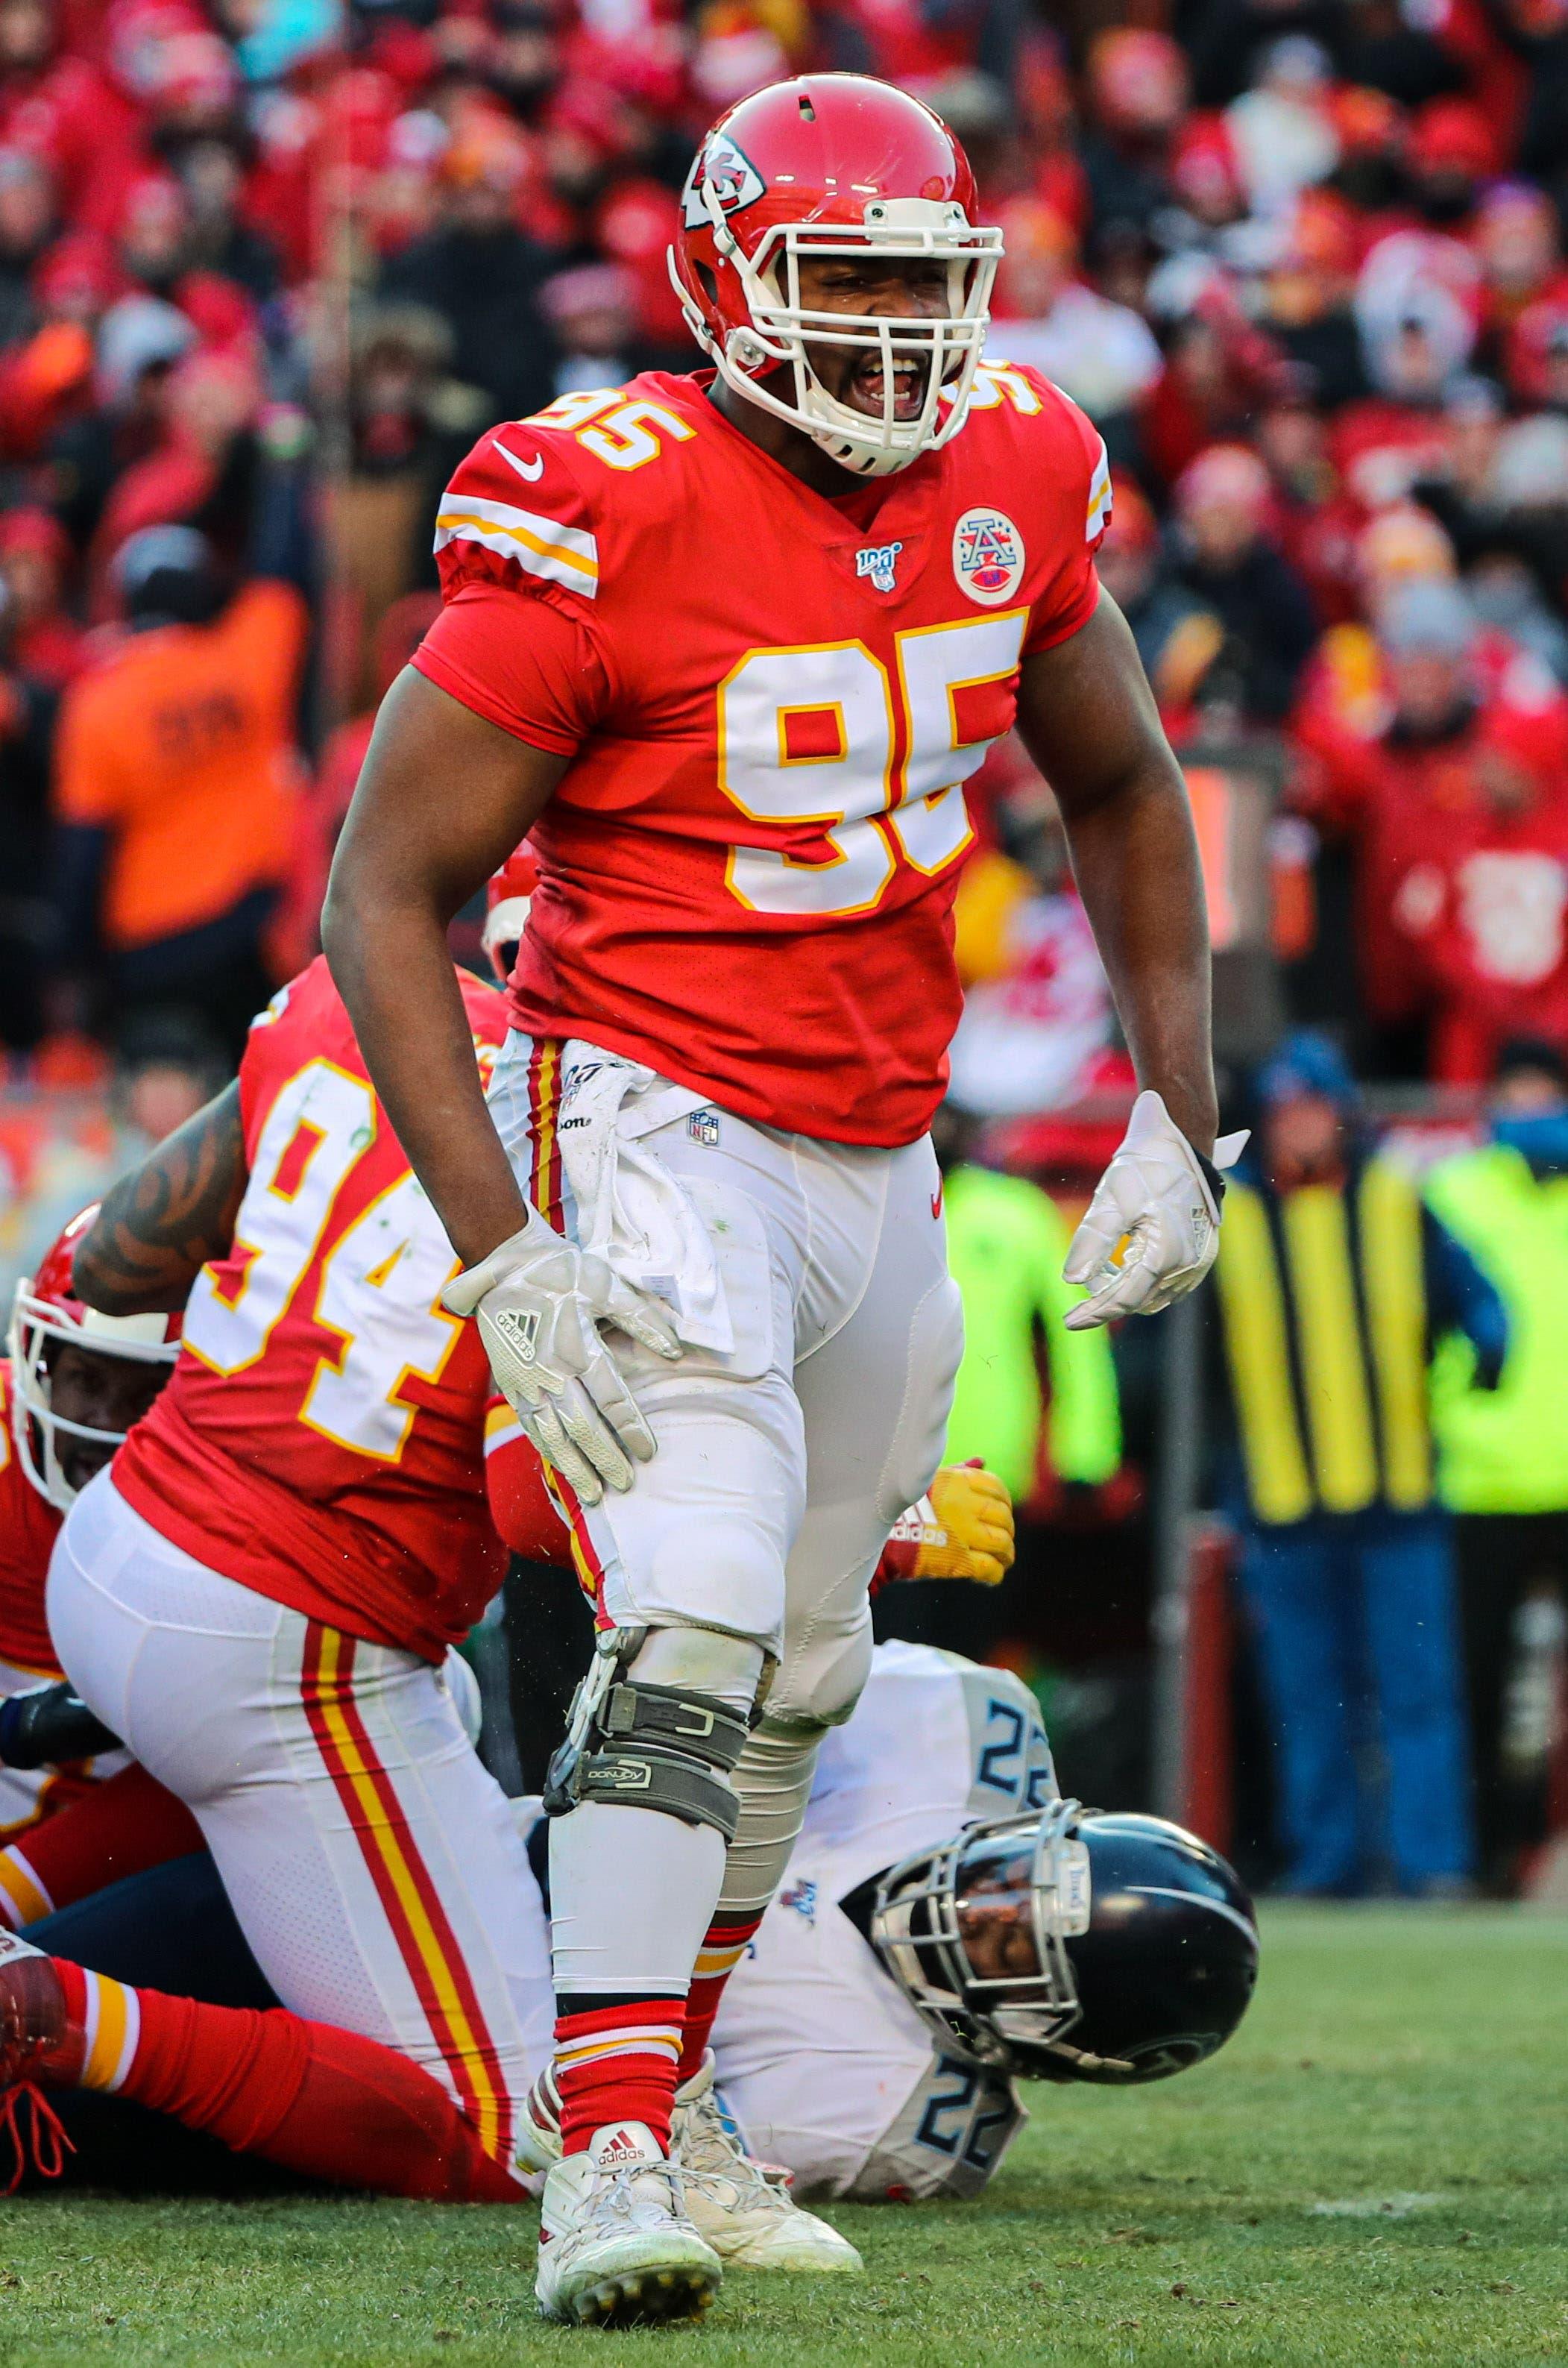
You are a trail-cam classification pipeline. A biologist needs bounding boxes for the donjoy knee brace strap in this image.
[546,1631,749,1841]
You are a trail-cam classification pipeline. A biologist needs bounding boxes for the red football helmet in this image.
[670,73,1001,479]
[8,1205,183,1513]
[482,844,540,985]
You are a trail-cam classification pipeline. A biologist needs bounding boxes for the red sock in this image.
[0,1768,203,1929]
[554,1999,684,2155]
[678,1914,763,2085]
[51,1962,519,2202]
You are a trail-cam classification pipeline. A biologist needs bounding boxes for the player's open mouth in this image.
[845,354,929,422]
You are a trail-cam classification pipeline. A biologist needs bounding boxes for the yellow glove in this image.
[880,1463,1016,1587]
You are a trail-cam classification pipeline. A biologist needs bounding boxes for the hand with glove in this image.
[442,1214,681,1505]
[877,1461,1016,1588]
[1064,1090,1248,1333]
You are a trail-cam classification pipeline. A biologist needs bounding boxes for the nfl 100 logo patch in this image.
[952,507,1024,606]
[855,541,903,594]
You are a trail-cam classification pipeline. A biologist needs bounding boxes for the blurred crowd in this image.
[4,0,1568,1084]
[7,0,1568,1895]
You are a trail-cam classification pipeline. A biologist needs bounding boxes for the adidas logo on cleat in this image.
[598,2126,648,2165]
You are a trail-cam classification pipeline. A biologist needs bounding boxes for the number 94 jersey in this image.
[711,1639,1055,2201]
[414,363,1110,1149]
[111,957,508,1662]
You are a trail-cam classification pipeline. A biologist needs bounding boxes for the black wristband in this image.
[1194,1147,1227,1209]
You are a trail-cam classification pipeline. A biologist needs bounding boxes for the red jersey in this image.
[414,362,1110,1148]
[0,1363,64,1678]
[1389,803,1568,1083]
[113,958,508,1661]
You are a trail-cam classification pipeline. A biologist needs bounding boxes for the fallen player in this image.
[4,1639,1257,2210]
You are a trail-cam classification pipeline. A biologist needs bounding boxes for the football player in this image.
[322,72,1240,2323]
[513,1639,1256,2202]
[15,953,558,2205]
[0,1215,182,1844]
[710,1647,1259,2200]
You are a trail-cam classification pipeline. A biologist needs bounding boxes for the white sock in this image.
[550,1801,725,1994]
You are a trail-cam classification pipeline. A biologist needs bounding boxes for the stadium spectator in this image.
[985,198,1162,441]
[0,504,81,686]
[1424,1040,1568,1893]
[1171,444,1319,723]
[1292,577,1568,1074]
[49,524,305,1061]
[377,119,558,425]
[0,145,54,348]
[1214,1031,1502,1896]
[1094,471,1225,716]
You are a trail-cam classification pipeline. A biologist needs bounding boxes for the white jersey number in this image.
[718,613,1027,919]
[181,1058,462,1463]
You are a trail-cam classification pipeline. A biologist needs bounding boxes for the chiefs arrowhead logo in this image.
[681,132,766,230]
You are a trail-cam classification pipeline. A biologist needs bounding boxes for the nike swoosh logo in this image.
[494,442,544,482]
[931,1184,944,1220]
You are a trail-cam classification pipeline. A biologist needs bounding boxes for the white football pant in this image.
[489,1033,963,1984]
[48,1473,553,2169]
[491,1032,961,1711]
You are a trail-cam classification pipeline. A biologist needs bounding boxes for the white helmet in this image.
[7,1205,183,1513]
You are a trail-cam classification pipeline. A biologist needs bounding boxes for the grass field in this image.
[0,1906,1564,2366]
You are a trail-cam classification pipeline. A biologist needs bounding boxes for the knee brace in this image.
[544,1627,752,1843]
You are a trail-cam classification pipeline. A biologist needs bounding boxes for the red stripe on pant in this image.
[299,1622,514,2168]
[527,1038,564,1228]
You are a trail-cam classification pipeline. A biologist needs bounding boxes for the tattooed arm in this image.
[72,1082,249,1315]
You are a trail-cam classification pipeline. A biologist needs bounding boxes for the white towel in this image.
[556,1046,734,1355]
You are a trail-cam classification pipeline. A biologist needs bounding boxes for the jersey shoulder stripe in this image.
[1086,435,1112,541]
[433,489,599,600]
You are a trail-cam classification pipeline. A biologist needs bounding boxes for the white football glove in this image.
[1063,1090,1247,1332]
[442,1216,681,1505]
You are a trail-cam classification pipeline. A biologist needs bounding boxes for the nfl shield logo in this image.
[953,507,1024,606]
[687,1108,720,1146]
[855,541,903,594]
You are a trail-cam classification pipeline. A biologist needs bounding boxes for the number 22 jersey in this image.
[413,362,1111,1148]
[111,958,508,1661]
[711,1638,1054,2201]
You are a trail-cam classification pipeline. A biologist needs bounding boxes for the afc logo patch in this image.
[855,540,903,594]
[953,507,1024,606]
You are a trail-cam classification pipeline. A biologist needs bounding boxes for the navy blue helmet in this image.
[869,1801,1259,2085]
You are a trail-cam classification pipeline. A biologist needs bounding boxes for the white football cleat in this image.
[674,2055,863,2274]
[535,2120,722,2327]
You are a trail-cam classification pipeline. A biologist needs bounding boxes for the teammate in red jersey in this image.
[29,955,556,2203]
[318,76,1232,2324]
[0,1213,181,1846]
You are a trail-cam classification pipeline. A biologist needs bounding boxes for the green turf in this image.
[0,1906,1564,2365]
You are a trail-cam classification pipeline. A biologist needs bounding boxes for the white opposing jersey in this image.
[712,1639,1055,2201]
